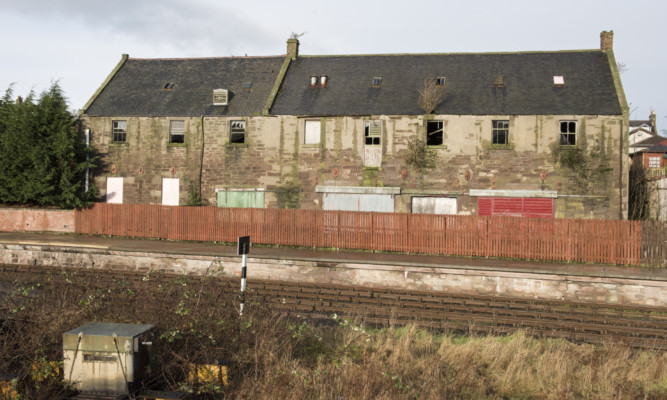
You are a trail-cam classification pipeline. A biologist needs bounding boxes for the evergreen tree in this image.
[0,83,98,208]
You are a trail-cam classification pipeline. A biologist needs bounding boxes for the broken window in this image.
[492,120,509,145]
[436,77,446,86]
[364,120,382,145]
[230,120,246,144]
[426,120,444,146]
[169,120,185,144]
[559,121,577,145]
[371,77,382,87]
[164,82,175,90]
[112,120,127,143]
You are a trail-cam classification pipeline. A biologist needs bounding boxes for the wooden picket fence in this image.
[74,203,651,266]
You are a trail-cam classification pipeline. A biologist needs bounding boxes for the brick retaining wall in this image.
[0,209,75,233]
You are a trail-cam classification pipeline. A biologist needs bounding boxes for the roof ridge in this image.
[296,49,602,58]
[128,55,286,61]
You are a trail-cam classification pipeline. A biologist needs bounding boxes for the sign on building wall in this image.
[161,178,180,206]
[106,177,124,204]
[364,147,382,167]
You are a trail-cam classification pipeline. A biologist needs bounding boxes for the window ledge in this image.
[109,142,128,147]
[489,143,513,150]
[427,144,447,149]
[302,143,320,148]
[167,143,187,147]
[227,143,248,148]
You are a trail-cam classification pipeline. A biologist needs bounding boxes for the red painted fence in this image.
[74,203,644,266]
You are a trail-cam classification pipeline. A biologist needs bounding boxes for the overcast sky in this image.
[1,0,665,134]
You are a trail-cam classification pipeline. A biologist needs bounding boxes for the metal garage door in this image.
[323,193,394,212]
[478,197,553,218]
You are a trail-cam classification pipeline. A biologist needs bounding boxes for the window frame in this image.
[111,120,127,143]
[371,77,382,87]
[169,120,185,144]
[426,120,444,146]
[304,120,321,145]
[230,120,246,144]
[559,121,577,146]
[492,120,509,145]
[648,156,661,168]
[364,120,382,146]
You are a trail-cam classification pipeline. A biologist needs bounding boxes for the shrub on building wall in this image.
[275,179,302,209]
[0,84,98,208]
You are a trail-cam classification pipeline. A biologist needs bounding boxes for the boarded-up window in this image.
[217,190,264,208]
[106,177,123,204]
[304,120,321,144]
[412,197,456,214]
[478,197,553,218]
[162,178,179,206]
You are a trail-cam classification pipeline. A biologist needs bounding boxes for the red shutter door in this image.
[478,197,554,218]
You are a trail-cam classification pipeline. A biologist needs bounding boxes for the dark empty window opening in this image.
[559,121,577,145]
[112,120,127,142]
[436,77,446,86]
[371,77,382,87]
[164,82,175,90]
[169,120,185,144]
[492,120,509,145]
[230,120,246,144]
[427,121,444,146]
[364,120,381,146]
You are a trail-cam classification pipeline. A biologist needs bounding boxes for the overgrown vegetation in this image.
[0,268,664,399]
[0,84,98,208]
[275,179,302,209]
[405,137,437,187]
[550,142,613,192]
[417,78,446,114]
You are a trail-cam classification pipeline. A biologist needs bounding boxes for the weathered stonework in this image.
[85,112,627,219]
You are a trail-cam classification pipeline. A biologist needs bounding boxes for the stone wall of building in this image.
[84,111,627,219]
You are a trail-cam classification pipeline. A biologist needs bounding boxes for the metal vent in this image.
[213,89,229,105]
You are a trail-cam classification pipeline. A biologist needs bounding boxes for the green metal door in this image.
[217,191,264,208]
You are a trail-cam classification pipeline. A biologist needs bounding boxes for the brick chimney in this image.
[287,38,299,60]
[600,30,614,51]
[650,110,657,132]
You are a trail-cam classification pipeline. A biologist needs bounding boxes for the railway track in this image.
[1,264,666,349]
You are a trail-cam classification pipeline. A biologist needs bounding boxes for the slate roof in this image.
[84,56,285,117]
[270,51,622,116]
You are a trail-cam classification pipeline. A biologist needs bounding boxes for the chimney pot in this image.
[600,30,614,51]
[320,75,327,87]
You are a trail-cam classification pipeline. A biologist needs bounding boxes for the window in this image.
[164,82,174,90]
[230,120,246,143]
[559,121,577,145]
[364,120,381,145]
[649,156,661,168]
[426,120,444,146]
[436,77,446,86]
[492,120,509,145]
[304,120,321,144]
[553,76,564,86]
[371,77,382,87]
[169,120,185,144]
[112,120,127,142]
[213,89,228,105]
[243,82,253,89]
[494,75,505,87]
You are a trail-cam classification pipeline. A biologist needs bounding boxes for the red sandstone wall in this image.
[0,209,75,233]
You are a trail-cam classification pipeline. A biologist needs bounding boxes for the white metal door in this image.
[161,178,179,206]
[105,177,123,204]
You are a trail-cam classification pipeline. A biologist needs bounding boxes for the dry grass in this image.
[0,269,664,399]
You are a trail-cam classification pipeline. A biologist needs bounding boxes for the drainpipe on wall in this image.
[199,116,205,202]
[85,127,90,193]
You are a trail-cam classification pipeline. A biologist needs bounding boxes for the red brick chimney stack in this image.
[600,30,614,51]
